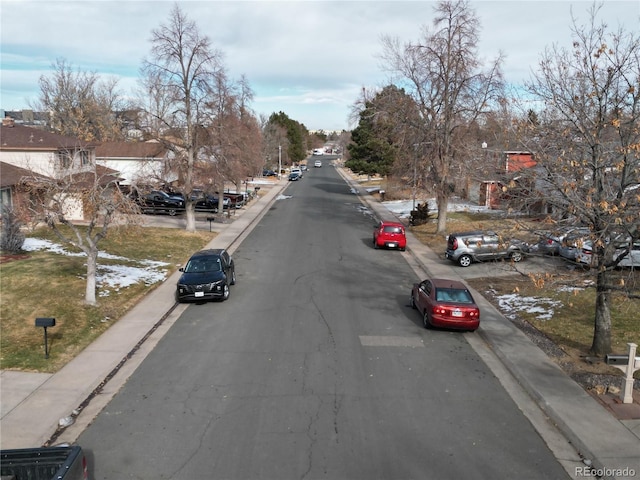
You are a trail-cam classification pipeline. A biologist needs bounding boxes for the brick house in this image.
[478,151,537,210]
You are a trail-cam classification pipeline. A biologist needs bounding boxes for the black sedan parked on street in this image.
[176,249,236,302]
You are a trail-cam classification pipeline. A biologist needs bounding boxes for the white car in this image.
[314,160,322,168]
[290,167,303,178]
[312,148,324,156]
[576,239,640,267]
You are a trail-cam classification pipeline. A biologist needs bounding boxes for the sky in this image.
[1,0,637,132]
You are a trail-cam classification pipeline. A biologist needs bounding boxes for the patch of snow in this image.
[22,237,169,296]
[382,197,497,219]
[494,292,563,321]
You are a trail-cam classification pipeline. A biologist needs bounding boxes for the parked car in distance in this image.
[373,221,407,251]
[262,169,277,177]
[290,167,303,178]
[410,278,480,331]
[314,160,322,168]
[288,171,301,181]
[534,227,588,256]
[300,164,308,172]
[558,230,592,261]
[445,231,528,267]
[176,249,236,302]
[576,238,640,268]
[136,190,185,216]
[313,148,324,155]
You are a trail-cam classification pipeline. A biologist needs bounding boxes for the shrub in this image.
[1,205,25,253]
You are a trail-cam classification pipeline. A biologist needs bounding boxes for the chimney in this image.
[2,117,15,127]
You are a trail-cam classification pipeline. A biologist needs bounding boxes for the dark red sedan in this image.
[410,278,480,331]
[373,221,407,250]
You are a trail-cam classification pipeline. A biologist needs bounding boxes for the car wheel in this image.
[511,250,523,262]
[422,311,431,329]
[230,268,236,285]
[222,283,230,301]
[458,254,472,267]
[410,293,417,309]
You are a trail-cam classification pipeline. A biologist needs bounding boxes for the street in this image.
[77,164,569,479]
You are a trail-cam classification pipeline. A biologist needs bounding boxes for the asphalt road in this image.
[78,164,569,479]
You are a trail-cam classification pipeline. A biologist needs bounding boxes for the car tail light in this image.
[451,238,458,250]
[433,306,447,315]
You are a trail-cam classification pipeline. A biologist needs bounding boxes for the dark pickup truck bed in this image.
[0,446,87,480]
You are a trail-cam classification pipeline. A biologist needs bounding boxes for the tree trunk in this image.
[436,191,448,234]
[85,248,98,306]
[185,203,196,233]
[590,270,612,356]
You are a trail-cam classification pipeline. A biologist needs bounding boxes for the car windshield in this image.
[185,258,221,273]
[436,288,473,303]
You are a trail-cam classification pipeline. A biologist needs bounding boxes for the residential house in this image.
[0,117,120,221]
[0,161,52,220]
[478,151,538,210]
[94,141,175,189]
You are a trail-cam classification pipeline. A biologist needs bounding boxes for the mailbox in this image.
[605,343,639,404]
[35,317,56,359]
[36,317,56,328]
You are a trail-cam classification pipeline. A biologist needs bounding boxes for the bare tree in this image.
[34,58,125,142]
[380,0,504,233]
[517,3,640,355]
[25,162,137,306]
[140,4,223,232]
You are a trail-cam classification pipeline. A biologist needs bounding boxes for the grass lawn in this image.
[0,225,216,373]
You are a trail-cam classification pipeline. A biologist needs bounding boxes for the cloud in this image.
[1,0,636,130]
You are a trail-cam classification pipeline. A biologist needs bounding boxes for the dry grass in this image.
[0,226,216,372]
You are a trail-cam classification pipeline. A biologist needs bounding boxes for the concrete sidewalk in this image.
[2,168,639,479]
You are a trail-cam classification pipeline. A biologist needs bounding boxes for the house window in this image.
[0,187,12,210]
[80,150,90,166]
[57,151,72,168]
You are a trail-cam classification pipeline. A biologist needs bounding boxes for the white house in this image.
[0,118,118,221]
[95,140,175,187]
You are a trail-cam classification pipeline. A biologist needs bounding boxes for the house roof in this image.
[0,122,96,151]
[0,161,52,187]
[66,165,124,189]
[95,141,168,159]
[0,161,121,189]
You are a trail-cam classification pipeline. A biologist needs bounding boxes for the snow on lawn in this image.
[491,292,564,321]
[381,197,496,219]
[22,238,169,296]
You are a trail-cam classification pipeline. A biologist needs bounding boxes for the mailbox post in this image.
[605,342,639,404]
[35,317,56,359]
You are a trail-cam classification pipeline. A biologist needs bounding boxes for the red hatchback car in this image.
[410,278,480,331]
[373,221,407,251]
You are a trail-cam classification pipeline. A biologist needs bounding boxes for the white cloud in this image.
[1,1,636,130]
